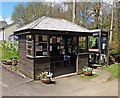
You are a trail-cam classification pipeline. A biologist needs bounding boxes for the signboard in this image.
[89,49,99,52]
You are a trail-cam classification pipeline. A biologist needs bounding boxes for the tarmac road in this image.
[0,62,118,96]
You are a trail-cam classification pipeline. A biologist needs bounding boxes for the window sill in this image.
[78,53,89,55]
[26,55,34,58]
[26,55,50,59]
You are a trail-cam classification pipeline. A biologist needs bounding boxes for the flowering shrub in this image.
[1,41,18,51]
[0,41,18,60]
[83,67,93,72]
[82,67,93,76]
[36,71,53,79]
[39,71,48,79]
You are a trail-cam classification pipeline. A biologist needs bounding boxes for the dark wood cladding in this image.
[34,57,50,64]
[18,35,34,79]
[18,34,51,79]
[34,57,50,79]
[77,53,89,72]
[30,29,90,36]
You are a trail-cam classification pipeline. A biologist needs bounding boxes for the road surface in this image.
[0,63,118,96]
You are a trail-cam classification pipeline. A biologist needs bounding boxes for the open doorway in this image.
[49,35,77,77]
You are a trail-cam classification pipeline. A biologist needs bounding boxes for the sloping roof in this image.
[15,16,90,33]
[0,21,8,29]
[4,22,16,29]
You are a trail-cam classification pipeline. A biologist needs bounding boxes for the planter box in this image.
[84,71,92,76]
[2,60,12,65]
[41,78,51,84]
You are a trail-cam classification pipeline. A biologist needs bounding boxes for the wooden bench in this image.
[50,60,64,68]
[50,60,70,69]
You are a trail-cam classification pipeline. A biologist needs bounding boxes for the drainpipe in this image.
[2,28,5,41]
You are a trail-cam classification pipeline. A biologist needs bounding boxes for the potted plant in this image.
[82,67,93,76]
[36,71,53,84]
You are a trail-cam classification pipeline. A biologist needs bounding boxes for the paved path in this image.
[2,65,32,88]
[91,69,111,82]
[1,63,118,96]
[1,64,33,96]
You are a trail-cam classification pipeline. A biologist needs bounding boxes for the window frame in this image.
[79,36,87,53]
[26,35,33,56]
[35,35,48,57]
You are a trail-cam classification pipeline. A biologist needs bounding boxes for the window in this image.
[79,36,86,53]
[49,36,60,56]
[35,35,48,56]
[89,36,99,49]
[26,35,32,41]
[26,35,32,56]
[66,36,78,55]
[72,37,77,45]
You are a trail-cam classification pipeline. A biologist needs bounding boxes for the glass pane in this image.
[26,35,32,41]
[79,36,86,53]
[26,35,32,56]
[42,35,48,41]
[89,34,100,49]
[35,35,48,56]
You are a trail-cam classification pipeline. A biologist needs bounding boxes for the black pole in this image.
[2,28,4,41]
[99,30,101,66]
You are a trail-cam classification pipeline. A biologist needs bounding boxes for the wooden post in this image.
[32,34,36,80]
[99,30,101,66]
[47,35,50,56]
[86,35,89,66]
[77,36,79,53]
[76,36,80,73]
[76,54,78,73]
[64,36,67,54]
[32,34,35,57]
[86,35,89,52]
[107,32,110,65]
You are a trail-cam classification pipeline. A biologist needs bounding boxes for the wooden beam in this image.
[47,35,50,56]
[99,30,101,66]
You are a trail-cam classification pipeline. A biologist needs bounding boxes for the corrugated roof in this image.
[15,16,90,33]
[0,21,8,29]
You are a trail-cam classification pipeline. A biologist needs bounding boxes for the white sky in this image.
[0,16,13,25]
[1,0,115,2]
[0,0,115,24]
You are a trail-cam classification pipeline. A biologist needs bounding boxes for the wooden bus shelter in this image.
[14,16,109,80]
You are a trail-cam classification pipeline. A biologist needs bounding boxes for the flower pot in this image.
[84,71,92,76]
[12,59,18,66]
[3,60,12,65]
[41,78,51,84]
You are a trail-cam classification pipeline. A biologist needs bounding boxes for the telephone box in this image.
[88,30,109,66]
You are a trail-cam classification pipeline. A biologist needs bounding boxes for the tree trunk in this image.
[72,0,76,23]
[110,2,114,42]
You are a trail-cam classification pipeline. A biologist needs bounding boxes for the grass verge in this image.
[80,74,99,79]
[102,63,120,80]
